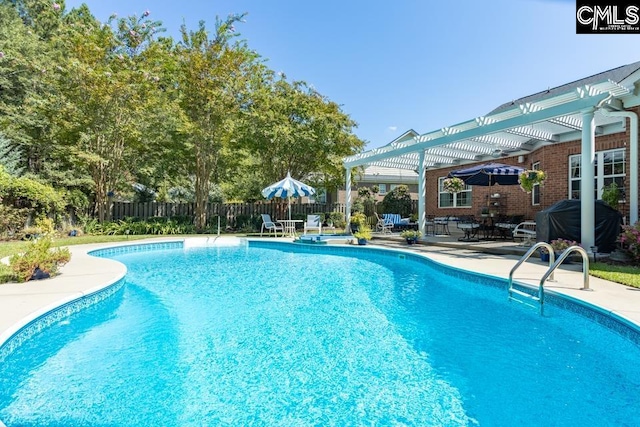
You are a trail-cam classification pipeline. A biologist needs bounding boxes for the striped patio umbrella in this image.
[448,162,525,186]
[261,172,316,220]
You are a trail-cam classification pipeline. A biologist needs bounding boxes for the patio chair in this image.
[304,214,322,235]
[456,215,479,242]
[433,216,450,235]
[513,221,536,246]
[375,212,393,234]
[260,214,283,237]
[424,215,435,235]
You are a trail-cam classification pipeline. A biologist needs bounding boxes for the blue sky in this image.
[65,0,640,150]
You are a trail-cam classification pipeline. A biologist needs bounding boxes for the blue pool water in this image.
[1,241,640,426]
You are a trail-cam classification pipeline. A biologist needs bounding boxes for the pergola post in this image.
[418,151,426,239]
[581,108,596,252]
[345,166,352,230]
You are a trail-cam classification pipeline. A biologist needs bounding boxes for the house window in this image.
[569,148,625,200]
[310,188,326,204]
[438,177,472,208]
[532,162,541,205]
[378,184,387,195]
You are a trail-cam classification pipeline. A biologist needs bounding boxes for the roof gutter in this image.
[599,105,638,224]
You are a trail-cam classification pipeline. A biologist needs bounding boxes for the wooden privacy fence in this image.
[110,201,349,224]
[110,200,419,225]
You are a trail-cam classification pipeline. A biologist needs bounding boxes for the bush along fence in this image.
[109,201,350,231]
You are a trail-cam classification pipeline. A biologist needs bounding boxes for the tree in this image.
[381,185,413,217]
[0,133,24,175]
[236,74,365,200]
[176,14,262,230]
[0,1,60,176]
[52,9,167,221]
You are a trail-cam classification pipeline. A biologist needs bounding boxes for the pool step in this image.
[508,287,541,311]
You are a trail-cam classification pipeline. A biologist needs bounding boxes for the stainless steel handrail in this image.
[540,245,590,291]
[509,244,591,316]
[508,242,555,315]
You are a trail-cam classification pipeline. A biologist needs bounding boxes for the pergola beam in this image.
[345,92,611,168]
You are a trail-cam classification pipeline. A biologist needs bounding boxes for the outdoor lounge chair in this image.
[304,214,322,235]
[513,221,536,246]
[375,212,393,234]
[260,214,283,237]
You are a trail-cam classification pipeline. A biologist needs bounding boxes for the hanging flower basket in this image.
[518,170,546,193]
[443,177,465,194]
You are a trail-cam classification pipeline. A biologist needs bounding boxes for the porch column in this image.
[345,166,352,228]
[418,150,426,239]
[581,108,596,252]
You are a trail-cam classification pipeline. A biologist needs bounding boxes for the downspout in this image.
[599,107,638,225]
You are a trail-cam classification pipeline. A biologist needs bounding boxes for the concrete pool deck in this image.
[1,236,639,347]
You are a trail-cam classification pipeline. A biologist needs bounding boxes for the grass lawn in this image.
[590,262,640,289]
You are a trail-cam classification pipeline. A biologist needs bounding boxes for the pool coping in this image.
[1,236,640,358]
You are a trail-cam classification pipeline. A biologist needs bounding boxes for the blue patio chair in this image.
[260,214,283,237]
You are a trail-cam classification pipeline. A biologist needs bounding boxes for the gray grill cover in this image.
[535,199,622,253]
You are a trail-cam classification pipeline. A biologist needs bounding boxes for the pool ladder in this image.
[508,242,590,316]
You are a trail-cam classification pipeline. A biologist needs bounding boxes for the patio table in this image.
[495,222,518,240]
[277,219,303,237]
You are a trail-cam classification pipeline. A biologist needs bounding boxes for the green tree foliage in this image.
[176,14,262,230]
[0,3,365,229]
[0,132,24,175]
[237,74,365,199]
[52,9,167,221]
[381,185,413,217]
[0,165,65,216]
[0,1,60,175]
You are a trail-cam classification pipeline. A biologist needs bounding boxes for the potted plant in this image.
[518,170,546,193]
[480,206,490,217]
[401,229,422,244]
[353,224,372,245]
[548,238,579,263]
[350,212,367,233]
[443,177,465,194]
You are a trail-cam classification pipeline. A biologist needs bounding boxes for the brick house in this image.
[343,60,640,252]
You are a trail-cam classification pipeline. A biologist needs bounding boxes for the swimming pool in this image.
[1,240,639,425]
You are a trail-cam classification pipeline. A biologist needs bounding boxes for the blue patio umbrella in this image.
[448,162,525,186]
[261,172,316,220]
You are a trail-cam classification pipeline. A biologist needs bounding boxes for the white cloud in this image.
[388,126,397,132]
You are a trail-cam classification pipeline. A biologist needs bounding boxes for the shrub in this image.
[34,217,55,235]
[0,165,65,215]
[353,224,372,241]
[381,185,413,218]
[350,212,367,227]
[0,205,28,240]
[328,211,346,229]
[9,236,71,282]
[401,230,422,239]
[619,222,640,264]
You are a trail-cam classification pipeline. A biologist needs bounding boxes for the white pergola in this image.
[344,77,640,253]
